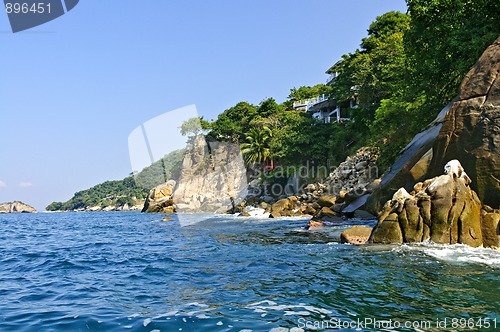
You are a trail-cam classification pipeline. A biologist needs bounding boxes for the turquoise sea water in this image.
[0,212,498,331]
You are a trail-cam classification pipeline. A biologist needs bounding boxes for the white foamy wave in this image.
[394,243,500,268]
[247,300,332,317]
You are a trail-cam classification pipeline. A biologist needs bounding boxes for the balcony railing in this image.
[292,94,329,111]
[326,72,338,85]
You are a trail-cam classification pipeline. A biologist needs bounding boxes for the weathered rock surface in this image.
[370,160,498,248]
[143,135,248,214]
[142,180,177,213]
[429,37,500,208]
[237,147,381,220]
[320,147,380,203]
[173,136,247,213]
[269,196,304,218]
[341,226,373,245]
[0,201,36,213]
[367,37,500,213]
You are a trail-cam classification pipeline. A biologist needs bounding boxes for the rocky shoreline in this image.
[339,160,499,248]
[142,38,499,249]
[44,38,499,250]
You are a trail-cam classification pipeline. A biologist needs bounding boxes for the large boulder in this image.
[142,135,248,214]
[341,225,373,245]
[367,37,500,213]
[0,201,36,213]
[142,180,177,213]
[370,160,497,248]
[428,37,500,208]
[269,197,304,218]
[481,207,500,249]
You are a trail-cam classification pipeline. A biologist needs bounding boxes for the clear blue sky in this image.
[0,0,407,211]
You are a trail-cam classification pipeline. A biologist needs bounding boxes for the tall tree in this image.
[328,11,410,127]
[240,127,273,169]
[405,0,500,123]
[207,102,258,142]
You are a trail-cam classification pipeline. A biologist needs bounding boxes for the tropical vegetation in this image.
[48,0,500,209]
[46,149,185,211]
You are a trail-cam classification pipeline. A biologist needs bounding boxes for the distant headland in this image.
[0,201,37,213]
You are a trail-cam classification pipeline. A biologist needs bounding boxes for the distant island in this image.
[0,201,36,213]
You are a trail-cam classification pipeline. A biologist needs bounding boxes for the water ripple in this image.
[0,212,498,331]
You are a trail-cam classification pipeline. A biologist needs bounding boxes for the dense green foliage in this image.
[47,149,185,211]
[329,2,499,167]
[51,0,500,208]
[240,127,273,166]
[405,0,500,120]
[134,149,185,190]
[46,177,147,211]
[206,102,258,142]
[205,0,499,177]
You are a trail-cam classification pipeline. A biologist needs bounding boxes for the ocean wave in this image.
[247,300,333,317]
[393,243,500,268]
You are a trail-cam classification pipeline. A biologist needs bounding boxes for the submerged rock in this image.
[341,226,373,245]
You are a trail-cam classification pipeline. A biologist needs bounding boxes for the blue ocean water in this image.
[0,212,498,332]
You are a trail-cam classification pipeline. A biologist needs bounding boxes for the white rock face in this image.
[173,136,248,213]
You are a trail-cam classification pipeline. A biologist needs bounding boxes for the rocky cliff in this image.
[143,135,248,214]
[0,201,36,213]
[429,37,500,208]
[367,37,500,213]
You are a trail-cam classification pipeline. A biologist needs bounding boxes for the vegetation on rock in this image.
[46,149,185,211]
[49,0,500,215]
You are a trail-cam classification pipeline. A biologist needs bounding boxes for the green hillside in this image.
[46,149,185,211]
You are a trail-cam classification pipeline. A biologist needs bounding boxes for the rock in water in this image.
[0,201,36,213]
[370,160,498,248]
[341,226,373,245]
[367,37,500,213]
[142,180,176,213]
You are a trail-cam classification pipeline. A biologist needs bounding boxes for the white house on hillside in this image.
[292,64,356,123]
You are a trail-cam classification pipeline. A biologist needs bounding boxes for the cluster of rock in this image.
[77,202,143,212]
[369,160,499,248]
[322,147,380,199]
[367,36,499,214]
[142,180,176,213]
[0,201,36,213]
[263,147,380,220]
[142,135,247,214]
[338,38,500,249]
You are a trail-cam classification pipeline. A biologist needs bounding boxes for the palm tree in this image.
[240,126,273,170]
